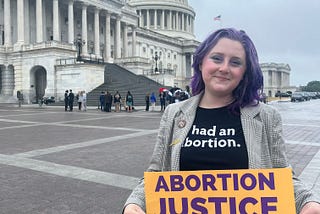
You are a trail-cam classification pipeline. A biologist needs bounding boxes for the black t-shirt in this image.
[180,106,248,171]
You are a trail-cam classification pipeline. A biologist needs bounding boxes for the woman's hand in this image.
[123,204,145,214]
[300,202,320,214]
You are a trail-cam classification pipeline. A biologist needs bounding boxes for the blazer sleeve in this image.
[268,108,318,213]
[123,104,175,211]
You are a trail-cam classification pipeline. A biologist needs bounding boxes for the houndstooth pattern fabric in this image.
[124,93,319,213]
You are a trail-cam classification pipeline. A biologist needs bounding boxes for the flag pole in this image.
[213,15,222,28]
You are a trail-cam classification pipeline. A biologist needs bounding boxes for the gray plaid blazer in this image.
[125,93,319,213]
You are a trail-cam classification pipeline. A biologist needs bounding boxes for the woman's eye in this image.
[211,55,222,62]
[230,60,241,66]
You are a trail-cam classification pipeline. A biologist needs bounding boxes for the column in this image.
[94,8,100,57]
[0,23,3,45]
[123,23,128,57]
[81,4,88,55]
[53,0,60,41]
[161,10,165,30]
[154,10,157,29]
[176,11,181,30]
[272,71,276,88]
[24,0,30,44]
[105,12,111,62]
[115,16,121,59]
[4,0,11,46]
[175,12,178,30]
[181,13,185,31]
[131,26,136,57]
[68,0,74,44]
[36,0,43,43]
[17,0,24,44]
[191,17,194,33]
[168,10,172,30]
[182,54,186,78]
[1,65,14,96]
[139,10,143,27]
[172,12,175,30]
[146,10,150,29]
[163,49,167,71]
[186,15,190,32]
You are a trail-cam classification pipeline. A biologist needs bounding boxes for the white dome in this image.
[127,0,196,40]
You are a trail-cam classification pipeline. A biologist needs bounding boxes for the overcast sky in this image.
[188,0,320,86]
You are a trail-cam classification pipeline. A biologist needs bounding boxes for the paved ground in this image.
[0,99,319,214]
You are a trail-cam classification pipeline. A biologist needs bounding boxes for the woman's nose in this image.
[219,60,229,72]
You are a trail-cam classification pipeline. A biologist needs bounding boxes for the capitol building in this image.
[0,0,292,104]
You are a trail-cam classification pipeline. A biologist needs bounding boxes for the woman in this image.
[123,28,320,214]
[81,90,87,111]
[145,93,150,111]
[126,91,134,112]
[114,91,122,112]
[150,92,157,111]
[77,91,82,111]
[159,91,166,112]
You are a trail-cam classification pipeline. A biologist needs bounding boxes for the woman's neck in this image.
[199,92,234,108]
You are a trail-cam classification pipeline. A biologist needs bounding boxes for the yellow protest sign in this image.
[145,168,295,214]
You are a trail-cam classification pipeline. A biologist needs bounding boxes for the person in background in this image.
[17,91,23,108]
[105,91,113,112]
[159,91,166,112]
[150,92,156,111]
[68,89,74,112]
[82,90,87,111]
[77,91,82,111]
[123,28,320,214]
[64,90,69,111]
[126,91,133,112]
[173,90,181,103]
[114,91,122,112]
[99,91,105,111]
[145,93,150,111]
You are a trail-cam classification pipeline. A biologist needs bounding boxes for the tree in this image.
[302,81,320,92]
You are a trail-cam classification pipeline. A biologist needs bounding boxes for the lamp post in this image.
[74,34,85,61]
[153,51,159,73]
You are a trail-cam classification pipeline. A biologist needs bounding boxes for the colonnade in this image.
[2,0,137,61]
[137,9,194,33]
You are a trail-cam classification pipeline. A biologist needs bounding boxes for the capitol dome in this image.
[127,0,196,40]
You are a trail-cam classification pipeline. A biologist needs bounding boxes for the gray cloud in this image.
[189,0,320,86]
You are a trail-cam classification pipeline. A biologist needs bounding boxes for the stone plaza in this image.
[0,99,319,213]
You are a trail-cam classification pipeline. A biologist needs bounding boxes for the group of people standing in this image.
[145,89,191,112]
[64,90,87,112]
[99,90,134,112]
[76,91,87,111]
[145,91,166,112]
[64,89,74,111]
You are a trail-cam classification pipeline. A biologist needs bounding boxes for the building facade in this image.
[0,0,198,104]
[261,63,295,97]
[0,0,292,104]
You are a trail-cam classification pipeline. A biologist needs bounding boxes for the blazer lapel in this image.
[170,94,202,171]
[241,105,263,169]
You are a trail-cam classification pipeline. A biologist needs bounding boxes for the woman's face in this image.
[200,38,246,98]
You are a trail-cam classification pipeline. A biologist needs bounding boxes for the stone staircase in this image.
[86,63,168,106]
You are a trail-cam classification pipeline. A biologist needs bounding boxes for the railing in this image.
[56,55,105,66]
[80,55,105,64]
[143,68,176,76]
[56,58,79,66]
[23,41,74,51]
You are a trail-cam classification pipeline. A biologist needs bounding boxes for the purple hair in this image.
[191,28,263,109]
